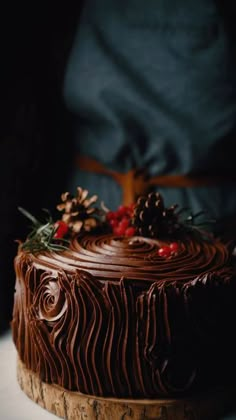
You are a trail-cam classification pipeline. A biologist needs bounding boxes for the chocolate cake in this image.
[11,188,236,418]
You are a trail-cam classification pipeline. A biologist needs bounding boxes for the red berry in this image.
[125,226,136,237]
[110,219,119,228]
[129,203,135,210]
[119,217,130,229]
[117,205,128,218]
[127,203,135,216]
[54,220,69,239]
[114,226,126,236]
[106,211,116,221]
[158,246,171,258]
[169,242,179,252]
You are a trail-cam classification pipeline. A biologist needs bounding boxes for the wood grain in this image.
[17,357,236,420]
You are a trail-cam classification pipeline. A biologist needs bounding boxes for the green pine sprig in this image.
[177,208,215,241]
[18,207,69,254]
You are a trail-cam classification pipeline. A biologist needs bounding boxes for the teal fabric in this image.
[64,0,236,219]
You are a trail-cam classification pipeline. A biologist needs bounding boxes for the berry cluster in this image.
[106,204,136,237]
[158,242,179,258]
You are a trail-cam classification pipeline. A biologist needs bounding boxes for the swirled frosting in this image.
[12,233,236,398]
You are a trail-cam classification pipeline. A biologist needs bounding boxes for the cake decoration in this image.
[18,207,69,253]
[133,192,179,237]
[18,187,105,254]
[105,203,135,236]
[18,188,214,255]
[56,186,103,234]
[157,242,179,258]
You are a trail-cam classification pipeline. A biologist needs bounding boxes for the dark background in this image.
[0,2,83,333]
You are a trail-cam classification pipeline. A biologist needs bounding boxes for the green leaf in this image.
[18,207,39,226]
[18,207,70,254]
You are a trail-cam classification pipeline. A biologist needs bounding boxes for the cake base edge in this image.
[16,357,235,420]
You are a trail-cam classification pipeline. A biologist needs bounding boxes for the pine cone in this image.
[57,187,101,233]
[133,192,179,238]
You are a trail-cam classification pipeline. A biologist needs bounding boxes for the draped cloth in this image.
[63,0,236,221]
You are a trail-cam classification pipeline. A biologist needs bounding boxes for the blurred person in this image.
[64,0,236,228]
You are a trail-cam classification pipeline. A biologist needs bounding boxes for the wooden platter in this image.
[17,357,235,419]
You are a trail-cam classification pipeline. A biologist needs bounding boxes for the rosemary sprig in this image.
[177,208,215,241]
[18,207,69,254]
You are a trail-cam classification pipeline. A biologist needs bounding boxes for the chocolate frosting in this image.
[12,233,236,398]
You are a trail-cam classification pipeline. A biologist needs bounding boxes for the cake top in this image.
[16,186,236,290]
[18,186,216,256]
